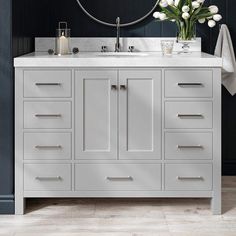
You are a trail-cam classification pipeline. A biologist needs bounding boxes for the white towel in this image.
[215,24,236,96]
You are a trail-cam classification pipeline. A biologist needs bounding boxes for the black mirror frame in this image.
[76,0,159,27]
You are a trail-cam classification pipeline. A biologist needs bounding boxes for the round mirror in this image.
[76,0,159,27]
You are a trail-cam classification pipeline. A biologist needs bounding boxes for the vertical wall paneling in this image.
[0,0,14,214]
[0,0,34,214]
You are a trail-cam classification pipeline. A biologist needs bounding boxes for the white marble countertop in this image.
[14,52,222,68]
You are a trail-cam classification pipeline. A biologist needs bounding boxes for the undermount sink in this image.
[95,52,149,57]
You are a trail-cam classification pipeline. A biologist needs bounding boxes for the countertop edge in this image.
[14,53,223,68]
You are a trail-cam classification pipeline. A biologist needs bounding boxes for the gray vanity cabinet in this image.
[75,69,162,160]
[75,70,118,160]
[118,70,162,160]
[15,67,221,215]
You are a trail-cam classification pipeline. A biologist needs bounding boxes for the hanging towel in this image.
[215,24,236,96]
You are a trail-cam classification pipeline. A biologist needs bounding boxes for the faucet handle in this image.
[128,46,135,53]
[101,46,108,52]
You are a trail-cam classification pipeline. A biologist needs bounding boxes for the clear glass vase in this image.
[177,22,196,54]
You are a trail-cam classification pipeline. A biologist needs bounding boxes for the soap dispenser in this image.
[55,22,71,55]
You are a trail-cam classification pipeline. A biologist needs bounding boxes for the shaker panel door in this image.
[119,70,162,160]
[75,70,118,160]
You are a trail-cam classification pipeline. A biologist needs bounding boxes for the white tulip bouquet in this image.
[153,0,222,41]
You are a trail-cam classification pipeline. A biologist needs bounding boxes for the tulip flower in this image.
[153,0,222,41]
[208,20,216,28]
[213,14,222,22]
[182,6,190,13]
[209,5,219,14]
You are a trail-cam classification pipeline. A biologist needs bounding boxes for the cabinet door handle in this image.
[120,85,127,90]
[35,114,62,118]
[177,114,203,118]
[106,176,133,181]
[177,83,203,87]
[35,145,62,149]
[177,145,203,149]
[177,176,203,180]
[111,85,117,90]
[35,83,61,86]
[35,176,62,181]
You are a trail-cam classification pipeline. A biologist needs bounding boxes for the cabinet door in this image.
[75,70,118,160]
[119,70,162,159]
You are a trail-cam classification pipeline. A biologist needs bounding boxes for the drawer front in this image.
[24,102,72,129]
[165,102,212,129]
[75,164,161,191]
[165,164,212,191]
[24,164,71,191]
[24,70,72,98]
[165,132,212,160]
[165,70,213,98]
[24,133,72,160]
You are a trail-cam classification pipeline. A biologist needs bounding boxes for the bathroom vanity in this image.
[14,50,222,214]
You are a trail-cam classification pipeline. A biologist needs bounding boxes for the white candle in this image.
[57,32,69,55]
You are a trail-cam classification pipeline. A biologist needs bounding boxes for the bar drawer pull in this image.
[177,83,203,87]
[35,145,62,149]
[35,176,62,181]
[106,176,133,181]
[177,176,204,180]
[35,114,62,118]
[35,83,61,86]
[177,145,203,149]
[177,114,204,118]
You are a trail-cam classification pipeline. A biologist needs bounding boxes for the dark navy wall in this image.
[0,0,34,214]
[0,0,235,214]
[0,0,14,214]
[12,0,35,57]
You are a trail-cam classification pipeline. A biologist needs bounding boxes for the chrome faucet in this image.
[115,17,121,52]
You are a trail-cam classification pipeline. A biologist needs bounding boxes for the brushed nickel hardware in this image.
[106,176,133,181]
[128,46,135,52]
[101,46,108,52]
[177,114,204,118]
[35,145,62,149]
[177,145,203,149]
[177,83,203,87]
[35,176,62,181]
[177,176,203,180]
[115,17,121,52]
[35,83,61,86]
[120,85,127,90]
[111,85,117,90]
[35,114,62,118]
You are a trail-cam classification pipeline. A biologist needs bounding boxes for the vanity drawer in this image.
[164,164,212,191]
[24,70,72,98]
[24,164,71,191]
[165,132,212,160]
[75,164,161,191]
[164,70,213,98]
[24,132,72,160]
[165,102,213,129]
[24,102,72,129]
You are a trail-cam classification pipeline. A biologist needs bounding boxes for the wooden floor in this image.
[1,177,236,236]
